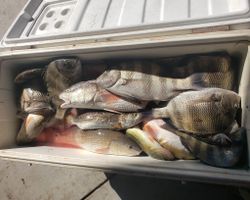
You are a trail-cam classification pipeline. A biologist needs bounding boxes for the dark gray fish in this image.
[67,111,144,130]
[150,88,240,135]
[59,80,147,112]
[14,68,44,84]
[165,123,246,168]
[45,58,82,119]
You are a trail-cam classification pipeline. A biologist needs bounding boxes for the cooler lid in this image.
[1,0,250,47]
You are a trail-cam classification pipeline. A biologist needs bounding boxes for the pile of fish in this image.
[14,53,246,168]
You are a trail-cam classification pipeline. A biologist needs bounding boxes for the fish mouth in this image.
[61,100,72,108]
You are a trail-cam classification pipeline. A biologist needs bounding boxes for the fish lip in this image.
[61,101,71,108]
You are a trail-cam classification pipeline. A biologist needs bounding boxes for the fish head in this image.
[96,70,121,88]
[54,58,82,79]
[59,81,97,108]
[212,89,241,116]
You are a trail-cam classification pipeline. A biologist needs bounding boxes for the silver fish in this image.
[45,58,82,119]
[164,122,246,168]
[150,88,240,135]
[67,111,143,130]
[59,80,147,112]
[143,119,194,159]
[126,128,175,160]
[36,127,142,156]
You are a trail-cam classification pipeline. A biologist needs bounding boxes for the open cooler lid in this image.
[1,0,250,48]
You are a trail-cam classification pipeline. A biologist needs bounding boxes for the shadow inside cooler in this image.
[0,41,249,184]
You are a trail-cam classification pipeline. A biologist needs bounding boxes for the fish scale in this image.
[59,80,147,112]
[45,58,82,119]
[150,88,240,135]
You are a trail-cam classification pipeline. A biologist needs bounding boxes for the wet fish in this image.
[164,122,246,168]
[44,58,82,119]
[96,55,233,101]
[66,111,144,130]
[19,88,54,116]
[35,127,142,156]
[59,80,147,112]
[149,88,240,135]
[156,53,232,77]
[143,119,194,159]
[16,114,48,144]
[14,68,44,84]
[96,69,199,101]
[126,128,175,160]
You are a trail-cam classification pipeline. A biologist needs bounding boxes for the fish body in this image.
[96,54,233,101]
[35,127,141,156]
[16,114,48,144]
[20,88,54,116]
[67,111,143,130]
[150,88,240,134]
[96,69,198,101]
[45,58,82,119]
[156,53,232,77]
[126,128,174,160]
[59,80,147,112]
[166,123,246,168]
[143,119,194,159]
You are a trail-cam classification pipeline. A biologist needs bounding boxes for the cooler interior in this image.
[0,41,249,186]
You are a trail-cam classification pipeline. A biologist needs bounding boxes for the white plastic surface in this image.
[1,0,250,46]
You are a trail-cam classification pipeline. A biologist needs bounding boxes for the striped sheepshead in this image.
[149,88,240,135]
[96,54,234,101]
[45,58,82,119]
[163,122,246,168]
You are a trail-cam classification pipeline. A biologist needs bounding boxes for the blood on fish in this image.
[35,127,81,148]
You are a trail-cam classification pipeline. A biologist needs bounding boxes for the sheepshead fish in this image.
[66,111,143,130]
[164,122,246,168]
[19,88,54,116]
[35,127,141,156]
[126,128,175,160]
[59,81,147,112]
[150,88,240,135]
[45,58,82,119]
[16,114,48,144]
[156,52,232,77]
[143,119,194,159]
[96,55,234,101]
[96,69,199,101]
